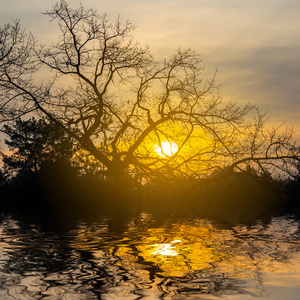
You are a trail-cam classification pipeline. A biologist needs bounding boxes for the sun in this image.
[154,141,178,157]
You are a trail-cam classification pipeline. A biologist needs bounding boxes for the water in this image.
[0,213,299,299]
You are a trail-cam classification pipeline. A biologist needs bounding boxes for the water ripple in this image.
[0,215,299,299]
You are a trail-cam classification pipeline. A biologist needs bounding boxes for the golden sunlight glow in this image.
[154,141,178,157]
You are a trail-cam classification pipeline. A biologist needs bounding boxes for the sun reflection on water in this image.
[151,239,183,256]
[0,215,300,299]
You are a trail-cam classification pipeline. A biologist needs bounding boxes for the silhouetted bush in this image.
[284,178,300,214]
[138,171,295,222]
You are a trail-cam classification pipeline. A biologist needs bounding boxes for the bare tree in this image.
[0,20,37,121]
[0,0,299,187]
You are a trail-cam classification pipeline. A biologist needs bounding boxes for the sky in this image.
[1,0,300,137]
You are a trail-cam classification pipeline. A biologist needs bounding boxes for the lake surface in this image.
[0,212,299,299]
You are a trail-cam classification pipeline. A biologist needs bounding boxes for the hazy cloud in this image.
[0,0,299,128]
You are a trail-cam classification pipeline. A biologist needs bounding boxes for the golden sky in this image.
[1,0,300,135]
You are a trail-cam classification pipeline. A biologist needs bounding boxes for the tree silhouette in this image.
[0,1,299,188]
[1,117,73,177]
[0,20,36,121]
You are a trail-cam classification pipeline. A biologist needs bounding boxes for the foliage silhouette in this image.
[1,117,73,177]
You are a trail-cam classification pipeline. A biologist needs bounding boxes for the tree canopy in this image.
[1,117,74,176]
[0,0,299,185]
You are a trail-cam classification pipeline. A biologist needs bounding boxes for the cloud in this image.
[0,0,299,128]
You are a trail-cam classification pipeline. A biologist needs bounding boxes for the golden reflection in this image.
[70,219,230,277]
[69,217,300,280]
[1,216,300,299]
